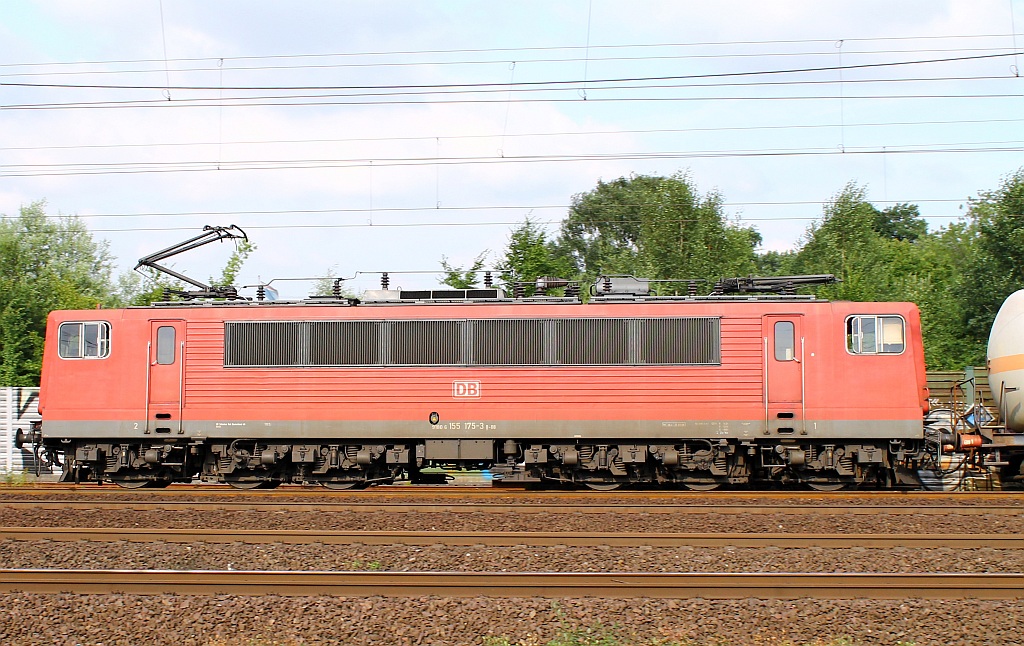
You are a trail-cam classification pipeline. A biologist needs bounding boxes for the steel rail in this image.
[2,499,1023,515]
[4,484,1024,499]
[1,569,1021,599]
[2,527,1022,548]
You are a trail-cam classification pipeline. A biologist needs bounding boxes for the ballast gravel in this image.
[1,540,1022,574]
[2,494,1022,645]
[2,506,1024,535]
[1,595,1021,646]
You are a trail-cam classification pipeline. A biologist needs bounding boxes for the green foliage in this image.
[559,172,760,284]
[213,239,255,288]
[500,217,576,295]
[349,558,384,570]
[440,251,489,288]
[310,266,357,299]
[874,203,928,242]
[0,205,261,385]
[1,470,30,486]
[785,182,988,369]
[788,183,910,301]
[483,621,623,646]
[0,202,118,385]
[958,168,1024,356]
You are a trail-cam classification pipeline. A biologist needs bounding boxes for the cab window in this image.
[846,315,905,354]
[58,322,111,359]
[156,326,176,364]
[774,321,795,361]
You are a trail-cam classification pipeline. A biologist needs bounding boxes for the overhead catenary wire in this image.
[2,143,1023,178]
[0,197,972,222]
[36,211,999,235]
[4,50,1021,93]
[2,46,1023,79]
[2,32,1020,70]
[3,117,1023,153]
[6,90,1022,112]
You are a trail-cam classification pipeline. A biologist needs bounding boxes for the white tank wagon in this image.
[988,289,1024,433]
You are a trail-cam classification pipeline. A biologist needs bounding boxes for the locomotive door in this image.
[146,320,185,434]
[763,315,804,434]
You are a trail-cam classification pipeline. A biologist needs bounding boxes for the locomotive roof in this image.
[136,292,825,308]
[132,274,838,308]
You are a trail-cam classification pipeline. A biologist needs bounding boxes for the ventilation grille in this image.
[224,317,720,367]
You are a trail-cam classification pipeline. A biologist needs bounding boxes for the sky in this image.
[1,0,1022,298]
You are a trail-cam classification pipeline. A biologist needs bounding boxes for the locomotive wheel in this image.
[225,479,263,490]
[322,480,365,490]
[111,478,151,489]
[583,482,622,491]
[807,481,847,492]
[683,481,721,491]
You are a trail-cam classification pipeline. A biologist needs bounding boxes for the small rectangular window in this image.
[847,315,905,354]
[58,322,111,359]
[774,321,795,361]
[156,326,176,364]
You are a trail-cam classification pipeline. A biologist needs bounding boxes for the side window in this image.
[156,326,176,365]
[58,322,111,359]
[774,321,795,361]
[847,315,905,354]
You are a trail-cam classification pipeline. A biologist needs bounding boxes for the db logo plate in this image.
[452,380,481,398]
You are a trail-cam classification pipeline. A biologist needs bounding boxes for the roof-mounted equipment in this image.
[135,225,249,300]
[590,275,704,298]
[711,274,838,295]
[508,277,582,299]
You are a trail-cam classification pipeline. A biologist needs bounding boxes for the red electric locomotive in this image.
[31,270,934,490]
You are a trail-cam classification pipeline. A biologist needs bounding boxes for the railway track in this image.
[3,499,1023,515]
[4,483,1024,500]
[1,569,1021,599]
[2,527,1021,548]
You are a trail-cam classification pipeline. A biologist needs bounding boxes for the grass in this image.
[0,470,31,486]
[349,558,384,570]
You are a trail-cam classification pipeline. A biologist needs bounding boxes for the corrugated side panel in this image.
[0,387,50,474]
[184,317,763,414]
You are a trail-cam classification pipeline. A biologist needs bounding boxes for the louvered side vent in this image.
[224,317,721,367]
[554,318,630,365]
[225,321,304,367]
[471,319,546,365]
[638,317,720,365]
[390,320,464,366]
[308,321,381,366]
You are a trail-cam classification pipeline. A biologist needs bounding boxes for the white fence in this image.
[0,387,45,474]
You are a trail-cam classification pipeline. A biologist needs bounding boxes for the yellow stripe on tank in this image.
[988,353,1024,374]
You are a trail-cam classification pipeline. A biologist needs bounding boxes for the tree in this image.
[558,172,761,287]
[788,183,930,302]
[439,251,489,289]
[213,239,255,288]
[499,217,575,296]
[958,167,1024,358]
[873,203,928,242]
[0,202,118,385]
[786,182,985,369]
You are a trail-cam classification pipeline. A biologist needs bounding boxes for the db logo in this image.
[452,380,481,398]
